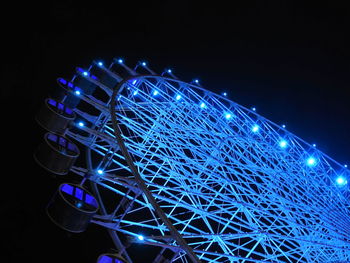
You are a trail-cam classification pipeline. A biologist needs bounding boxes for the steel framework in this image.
[37,58,350,262]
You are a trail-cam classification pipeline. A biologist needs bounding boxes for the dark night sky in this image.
[2,1,350,262]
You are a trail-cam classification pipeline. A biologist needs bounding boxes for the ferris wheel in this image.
[34,58,350,262]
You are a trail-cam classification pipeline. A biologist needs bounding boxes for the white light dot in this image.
[83,71,88,76]
[336,176,347,186]
[78,122,84,127]
[306,157,316,166]
[153,90,159,96]
[98,62,103,66]
[137,235,144,241]
[97,169,103,175]
[75,90,81,95]
[252,125,259,133]
[225,113,232,119]
[176,95,181,100]
[223,92,227,96]
[279,140,288,148]
[118,59,123,64]
[200,102,206,109]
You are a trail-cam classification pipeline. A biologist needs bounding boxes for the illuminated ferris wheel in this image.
[34,57,350,262]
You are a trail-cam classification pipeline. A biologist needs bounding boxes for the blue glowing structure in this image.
[34,58,350,262]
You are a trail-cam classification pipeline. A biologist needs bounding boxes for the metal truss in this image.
[56,59,350,262]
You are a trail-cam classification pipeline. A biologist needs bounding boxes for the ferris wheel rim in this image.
[110,73,348,178]
[98,71,350,260]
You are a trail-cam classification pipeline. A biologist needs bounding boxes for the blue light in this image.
[252,125,260,133]
[252,107,256,111]
[313,144,317,147]
[194,79,199,84]
[78,122,84,127]
[133,90,138,96]
[176,95,181,100]
[97,169,104,175]
[225,113,232,119]
[167,69,172,73]
[141,62,147,66]
[75,188,83,200]
[345,164,348,168]
[279,140,288,148]
[98,255,113,263]
[132,79,137,85]
[61,183,74,195]
[306,157,317,167]
[200,102,206,109]
[75,90,81,95]
[153,90,159,96]
[223,92,227,96]
[83,71,88,76]
[282,124,286,128]
[98,61,103,66]
[137,235,144,241]
[59,78,67,85]
[336,176,347,186]
[76,202,83,208]
[118,58,123,64]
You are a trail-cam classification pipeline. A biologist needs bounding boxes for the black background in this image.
[3,1,350,262]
